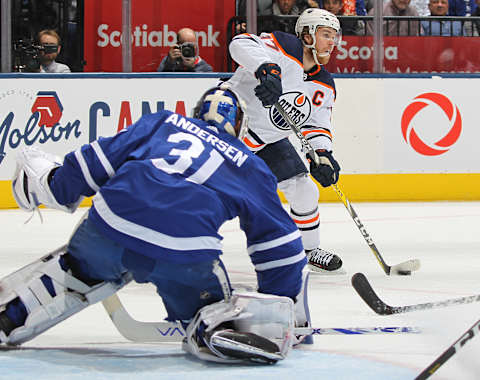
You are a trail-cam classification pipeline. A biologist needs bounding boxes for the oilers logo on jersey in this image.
[269,92,311,131]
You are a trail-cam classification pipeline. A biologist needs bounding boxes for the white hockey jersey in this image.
[227,31,336,154]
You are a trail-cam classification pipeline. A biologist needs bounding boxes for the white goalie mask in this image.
[295,8,342,65]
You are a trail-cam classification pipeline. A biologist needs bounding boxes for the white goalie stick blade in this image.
[102,294,186,342]
[102,294,419,342]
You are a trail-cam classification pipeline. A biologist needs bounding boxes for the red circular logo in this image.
[401,92,462,156]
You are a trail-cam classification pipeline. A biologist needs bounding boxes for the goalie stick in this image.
[273,102,420,276]
[415,318,480,380]
[102,293,420,342]
[352,272,480,315]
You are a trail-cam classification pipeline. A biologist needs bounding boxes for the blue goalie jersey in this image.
[49,110,306,298]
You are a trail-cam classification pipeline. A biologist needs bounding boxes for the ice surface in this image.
[1,201,480,379]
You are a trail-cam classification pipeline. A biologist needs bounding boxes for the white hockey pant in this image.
[0,246,130,345]
[278,174,320,250]
[183,291,295,363]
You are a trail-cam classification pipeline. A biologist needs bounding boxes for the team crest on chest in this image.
[269,92,311,131]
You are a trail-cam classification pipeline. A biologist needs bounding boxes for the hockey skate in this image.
[306,248,345,274]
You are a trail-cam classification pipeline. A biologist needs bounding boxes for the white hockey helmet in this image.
[295,8,341,37]
[295,8,341,64]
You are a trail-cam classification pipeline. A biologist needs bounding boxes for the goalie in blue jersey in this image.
[1,85,311,364]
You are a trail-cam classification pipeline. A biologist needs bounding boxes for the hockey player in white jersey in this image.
[226,8,343,273]
[0,86,312,364]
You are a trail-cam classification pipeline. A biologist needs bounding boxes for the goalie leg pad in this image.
[294,270,313,345]
[183,291,295,364]
[0,247,130,345]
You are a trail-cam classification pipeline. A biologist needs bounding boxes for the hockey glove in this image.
[308,150,340,188]
[254,62,282,107]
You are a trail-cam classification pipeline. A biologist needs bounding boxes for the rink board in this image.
[0,73,479,208]
[2,173,480,209]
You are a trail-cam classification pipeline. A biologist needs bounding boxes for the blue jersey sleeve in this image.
[50,111,172,205]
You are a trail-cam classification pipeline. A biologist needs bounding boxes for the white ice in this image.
[1,201,480,380]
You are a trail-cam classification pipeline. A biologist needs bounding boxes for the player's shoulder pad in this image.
[271,31,303,64]
[305,65,336,97]
[232,33,259,44]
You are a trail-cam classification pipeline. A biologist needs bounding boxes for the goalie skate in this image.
[306,248,345,274]
[206,329,282,364]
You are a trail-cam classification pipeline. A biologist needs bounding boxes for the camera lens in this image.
[43,44,59,54]
[180,43,195,58]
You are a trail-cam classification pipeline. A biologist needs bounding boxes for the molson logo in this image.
[401,93,462,156]
[269,92,311,131]
[0,90,81,165]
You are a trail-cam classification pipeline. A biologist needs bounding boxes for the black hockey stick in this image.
[352,272,480,315]
[273,102,420,276]
[415,318,480,380]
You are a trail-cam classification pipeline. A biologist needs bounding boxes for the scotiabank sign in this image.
[326,36,480,73]
[84,0,235,72]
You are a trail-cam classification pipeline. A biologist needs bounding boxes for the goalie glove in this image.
[254,62,282,107]
[12,147,81,213]
[307,149,340,188]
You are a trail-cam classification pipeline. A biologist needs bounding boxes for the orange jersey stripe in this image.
[292,214,320,224]
[243,137,264,149]
[311,79,336,96]
[302,129,333,139]
[270,33,303,68]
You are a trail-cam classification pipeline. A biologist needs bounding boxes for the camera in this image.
[13,40,59,72]
[179,42,195,58]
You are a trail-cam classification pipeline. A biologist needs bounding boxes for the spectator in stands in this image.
[472,0,480,35]
[448,0,477,15]
[366,0,420,35]
[157,28,213,72]
[422,0,464,35]
[38,29,71,73]
[322,0,365,34]
[258,0,301,34]
[261,0,301,15]
[410,0,430,15]
[301,0,367,15]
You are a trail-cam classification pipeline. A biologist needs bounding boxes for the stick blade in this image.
[390,259,421,276]
[351,273,393,315]
[102,294,185,342]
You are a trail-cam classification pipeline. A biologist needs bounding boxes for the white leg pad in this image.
[0,247,130,345]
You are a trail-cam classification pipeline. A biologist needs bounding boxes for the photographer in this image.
[38,29,71,73]
[157,28,213,72]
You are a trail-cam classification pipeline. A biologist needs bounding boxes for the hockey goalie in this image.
[0,85,312,364]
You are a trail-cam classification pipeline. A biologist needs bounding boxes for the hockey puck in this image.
[397,270,411,276]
